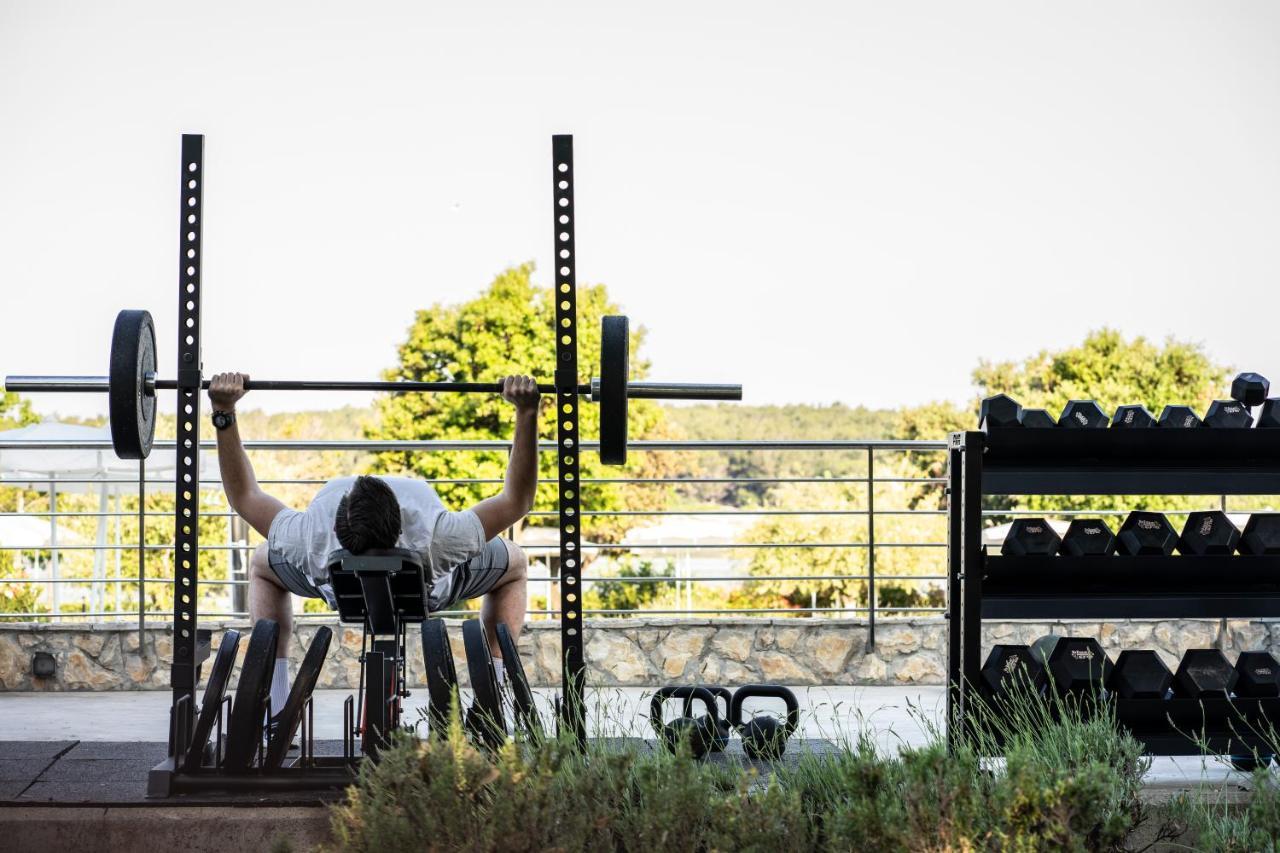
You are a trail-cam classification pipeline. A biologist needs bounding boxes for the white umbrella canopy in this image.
[0,513,83,546]
[0,421,215,494]
[0,421,224,615]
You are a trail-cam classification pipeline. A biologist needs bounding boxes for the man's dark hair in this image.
[334,476,402,554]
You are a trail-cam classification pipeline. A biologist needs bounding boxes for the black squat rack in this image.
[142,133,599,795]
[947,428,1280,755]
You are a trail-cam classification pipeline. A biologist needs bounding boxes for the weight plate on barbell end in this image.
[598,315,629,466]
[109,309,157,460]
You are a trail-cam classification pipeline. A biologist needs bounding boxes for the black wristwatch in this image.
[211,410,236,431]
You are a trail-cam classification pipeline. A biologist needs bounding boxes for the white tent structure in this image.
[0,513,75,546]
[0,421,217,617]
[0,422,185,492]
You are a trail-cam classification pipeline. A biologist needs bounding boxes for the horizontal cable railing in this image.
[0,437,953,631]
[2,435,1268,631]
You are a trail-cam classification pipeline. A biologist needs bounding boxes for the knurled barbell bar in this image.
[3,309,742,465]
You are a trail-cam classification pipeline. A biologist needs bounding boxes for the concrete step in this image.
[0,805,330,853]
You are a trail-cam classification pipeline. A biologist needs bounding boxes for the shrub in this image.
[326,690,1163,853]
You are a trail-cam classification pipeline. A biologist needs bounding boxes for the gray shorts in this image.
[268,538,511,613]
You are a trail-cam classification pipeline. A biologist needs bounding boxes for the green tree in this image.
[367,264,680,542]
[736,478,948,614]
[896,329,1227,446]
[582,558,675,612]
[970,328,1226,418]
[0,391,36,430]
[896,328,1230,513]
[666,403,896,506]
[1,393,45,618]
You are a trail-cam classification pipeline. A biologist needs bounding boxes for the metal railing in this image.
[4,436,1268,635]
[0,437,955,637]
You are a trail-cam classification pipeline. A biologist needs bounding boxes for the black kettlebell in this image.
[650,685,719,759]
[695,685,734,752]
[731,684,800,760]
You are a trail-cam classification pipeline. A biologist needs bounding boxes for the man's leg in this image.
[250,543,298,720]
[249,543,293,657]
[481,540,528,658]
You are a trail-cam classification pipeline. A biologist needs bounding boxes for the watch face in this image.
[213,411,232,429]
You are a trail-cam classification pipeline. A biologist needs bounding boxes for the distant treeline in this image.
[664,403,897,505]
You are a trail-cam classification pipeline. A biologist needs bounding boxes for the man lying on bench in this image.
[207,372,538,738]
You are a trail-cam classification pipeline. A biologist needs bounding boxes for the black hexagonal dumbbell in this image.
[1204,400,1253,429]
[1106,649,1173,700]
[1060,518,1117,556]
[1173,649,1237,698]
[1234,651,1280,698]
[1111,404,1156,429]
[979,395,1021,430]
[1231,372,1271,407]
[1018,408,1057,428]
[1001,518,1062,556]
[980,645,1047,700]
[1258,399,1280,429]
[1058,400,1109,429]
[1240,514,1280,556]
[1177,511,1241,556]
[1032,635,1114,697]
[1116,511,1178,556]
[1158,405,1202,429]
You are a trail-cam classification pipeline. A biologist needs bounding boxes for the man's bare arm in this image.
[209,373,287,538]
[470,376,540,540]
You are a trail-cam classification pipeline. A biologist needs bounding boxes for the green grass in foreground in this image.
[316,686,1280,853]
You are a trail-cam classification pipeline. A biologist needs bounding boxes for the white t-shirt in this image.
[266,475,486,587]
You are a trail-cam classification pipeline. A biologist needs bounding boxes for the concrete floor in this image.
[0,685,1260,788]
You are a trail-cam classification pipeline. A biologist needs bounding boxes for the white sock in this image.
[492,659,506,685]
[269,658,290,717]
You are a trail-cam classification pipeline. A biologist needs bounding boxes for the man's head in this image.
[334,476,402,554]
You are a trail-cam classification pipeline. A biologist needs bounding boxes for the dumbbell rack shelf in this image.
[983,556,1280,619]
[948,428,1280,757]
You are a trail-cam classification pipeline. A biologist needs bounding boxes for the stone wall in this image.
[0,617,1276,692]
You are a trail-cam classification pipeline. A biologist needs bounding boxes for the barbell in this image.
[3,309,742,465]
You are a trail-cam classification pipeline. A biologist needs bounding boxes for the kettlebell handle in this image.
[730,683,800,736]
[684,685,733,719]
[650,685,719,733]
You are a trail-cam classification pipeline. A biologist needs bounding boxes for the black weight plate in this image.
[224,619,279,771]
[461,619,506,749]
[263,626,332,770]
[182,629,241,769]
[496,623,543,740]
[598,315,629,466]
[422,618,460,733]
[109,309,157,460]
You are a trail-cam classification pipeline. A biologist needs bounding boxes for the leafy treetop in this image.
[366,263,679,542]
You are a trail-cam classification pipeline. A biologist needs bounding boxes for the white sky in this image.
[2,1,1279,420]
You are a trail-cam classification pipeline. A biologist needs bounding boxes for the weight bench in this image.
[147,548,428,796]
[328,547,431,756]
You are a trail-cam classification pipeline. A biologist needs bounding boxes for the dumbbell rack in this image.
[947,428,1280,755]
